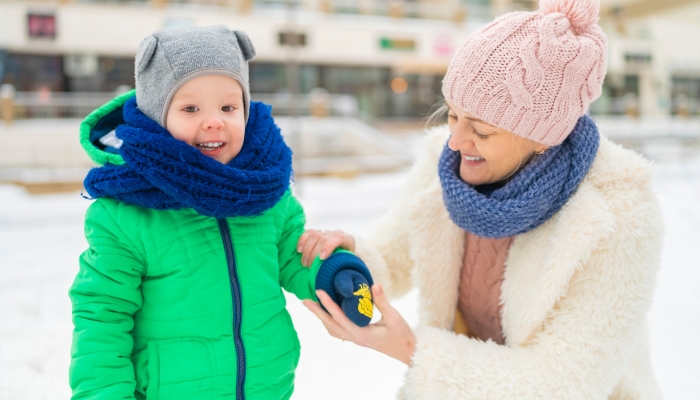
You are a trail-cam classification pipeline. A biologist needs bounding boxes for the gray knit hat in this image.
[134,24,256,127]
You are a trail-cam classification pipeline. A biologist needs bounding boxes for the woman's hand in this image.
[296,229,356,267]
[302,284,416,366]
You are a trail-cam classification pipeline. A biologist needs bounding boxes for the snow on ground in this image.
[1,156,699,399]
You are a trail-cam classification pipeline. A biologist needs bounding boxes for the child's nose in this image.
[204,114,224,130]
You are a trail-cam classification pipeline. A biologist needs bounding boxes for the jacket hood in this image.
[79,90,135,166]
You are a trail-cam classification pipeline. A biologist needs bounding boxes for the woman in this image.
[299,0,663,398]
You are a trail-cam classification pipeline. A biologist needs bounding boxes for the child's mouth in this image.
[197,142,225,155]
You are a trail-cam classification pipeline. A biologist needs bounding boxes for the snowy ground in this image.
[1,153,699,399]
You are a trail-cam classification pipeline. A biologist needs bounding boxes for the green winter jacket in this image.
[69,92,324,400]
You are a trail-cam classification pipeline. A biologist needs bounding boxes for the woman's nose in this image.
[448,130,472,152]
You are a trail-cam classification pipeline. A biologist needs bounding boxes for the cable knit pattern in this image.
[83,97,292,218]
[438,114,599,238]
[442,0,607,146]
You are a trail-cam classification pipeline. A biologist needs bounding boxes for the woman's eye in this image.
[222,105,235,112]
[183,106,198,113]
[475,131,489,139]
[448,114,458,121]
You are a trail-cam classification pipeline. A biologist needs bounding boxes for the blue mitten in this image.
[314,251,374,327]
[333,270,373,327]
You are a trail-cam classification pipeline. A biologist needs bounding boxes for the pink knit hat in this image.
[442,0,607,146]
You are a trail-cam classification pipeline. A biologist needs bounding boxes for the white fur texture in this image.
[354,126,663,399]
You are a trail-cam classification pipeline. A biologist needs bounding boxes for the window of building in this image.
[2,53,65,91]
[671,76,700,116]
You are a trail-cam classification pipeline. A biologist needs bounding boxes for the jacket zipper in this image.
[217,218,246,400]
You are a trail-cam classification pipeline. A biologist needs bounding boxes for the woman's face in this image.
[446,101,547,186]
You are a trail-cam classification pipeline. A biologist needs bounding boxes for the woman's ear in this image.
[135,35,158,74]
[232,30,256,61]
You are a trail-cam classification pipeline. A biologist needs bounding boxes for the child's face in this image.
[165,75,246,164]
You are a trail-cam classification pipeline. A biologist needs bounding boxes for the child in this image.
[69,25,373,400]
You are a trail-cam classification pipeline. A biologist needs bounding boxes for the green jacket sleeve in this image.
[69,200,145,400]
[277,194,324,301]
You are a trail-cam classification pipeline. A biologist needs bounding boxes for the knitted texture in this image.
[442,0,607,146]
[334,270,373,327]
[315,251,374,327]
[438,114,600,238]
[83,97,292,218]
[135,24,256,126]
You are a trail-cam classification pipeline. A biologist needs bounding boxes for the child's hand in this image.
[333,270,373,327]
[297,229,356,267]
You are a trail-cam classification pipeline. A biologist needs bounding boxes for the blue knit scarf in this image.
[84,97,292,218]
[438,115,600,238]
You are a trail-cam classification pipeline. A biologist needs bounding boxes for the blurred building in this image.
[596,0,700,117]
[0,0,536,120]
[0,0,699,119]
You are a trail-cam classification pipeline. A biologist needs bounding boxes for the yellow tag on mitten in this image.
[353,283,373,319]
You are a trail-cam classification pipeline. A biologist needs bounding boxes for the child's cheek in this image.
[232,130,245,156]
[170,127,196,146]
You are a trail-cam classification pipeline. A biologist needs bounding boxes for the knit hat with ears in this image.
[134,24,256,127]
[442,0,607,146]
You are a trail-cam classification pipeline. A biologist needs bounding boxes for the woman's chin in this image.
[460,175,488,186]
[459,168,489,186]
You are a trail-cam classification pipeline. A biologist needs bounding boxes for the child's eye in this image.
[475,131,489,139]
[183,106,199,113]
[448,113,458,121]
[222,105,236,112]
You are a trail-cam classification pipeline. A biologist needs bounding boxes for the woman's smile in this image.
[462,153,486,167]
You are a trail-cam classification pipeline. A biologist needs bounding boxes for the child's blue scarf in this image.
[84,97,292,218]
[438,115,600,238]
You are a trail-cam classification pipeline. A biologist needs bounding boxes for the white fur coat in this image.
[355,126,663,399]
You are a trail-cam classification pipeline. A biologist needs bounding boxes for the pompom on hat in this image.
[442,0,607,146]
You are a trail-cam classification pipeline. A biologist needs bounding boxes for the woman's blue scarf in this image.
[438,115,600,238]
[84,97,292,218]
